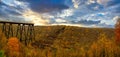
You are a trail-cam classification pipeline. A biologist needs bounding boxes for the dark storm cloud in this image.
[21,0,69,13]
[71,20,101,25]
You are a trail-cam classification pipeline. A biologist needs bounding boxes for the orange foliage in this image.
[7,37,20,52]
[115,18,120,44]
[7,37,20,57]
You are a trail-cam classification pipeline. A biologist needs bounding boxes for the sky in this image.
[0,0,120,28]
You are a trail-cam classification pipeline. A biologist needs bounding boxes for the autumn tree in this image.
[88,33,120,57]
[115,17,120,44]
[6,37,20,57]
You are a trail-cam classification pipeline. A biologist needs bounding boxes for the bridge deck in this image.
[0,21,34,25]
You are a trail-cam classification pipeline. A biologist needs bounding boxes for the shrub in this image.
[0,50,6,57]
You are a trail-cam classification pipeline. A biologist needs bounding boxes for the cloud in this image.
[114,5,120,13]
[113,16,120,21]
[97,0,110,5]
[87,3,104,11]
[88,0,120,7]
[22,0,69,13]
[22,9,49,25]
[88,0,96,4]
[0,0,50,25]
[72,0,88,8]
[72,0,81,8]
[57,9,74,18]
[44,0,120,28]
[55,19,67,23]
[0,0,120,28]
[106,0,120,6]
[0,1,25,22]
[71,20,101,25]
[0,0,29,21]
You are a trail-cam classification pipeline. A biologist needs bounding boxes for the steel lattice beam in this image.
[0,21,35,45]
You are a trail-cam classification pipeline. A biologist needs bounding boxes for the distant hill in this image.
[33,26,115,49]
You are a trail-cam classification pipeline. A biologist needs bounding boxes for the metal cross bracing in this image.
[0,21,35,45]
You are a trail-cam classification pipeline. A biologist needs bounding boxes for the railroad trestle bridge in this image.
[0,21,35,45]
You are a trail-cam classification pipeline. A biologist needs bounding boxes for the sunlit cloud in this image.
[72,0,80,8]
[97,0,110,5]
[22,9,49,25]
[113,16,120,21]
[57,9,74,18]
[55,19,67,23]
[88,0,96,4]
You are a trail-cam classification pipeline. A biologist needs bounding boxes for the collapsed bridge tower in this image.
[0,21,35,45]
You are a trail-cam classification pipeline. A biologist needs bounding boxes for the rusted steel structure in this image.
[0,21,35,45]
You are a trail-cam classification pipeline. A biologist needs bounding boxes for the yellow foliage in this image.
[0,29,7,49]
[88,33,120,57]
[0,26,117,57]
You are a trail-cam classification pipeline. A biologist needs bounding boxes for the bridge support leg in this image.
[8,24,13,38]
[1,22,35,45]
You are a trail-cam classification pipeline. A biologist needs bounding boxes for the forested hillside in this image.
[33,26,115,49]
[1,26,119,57]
